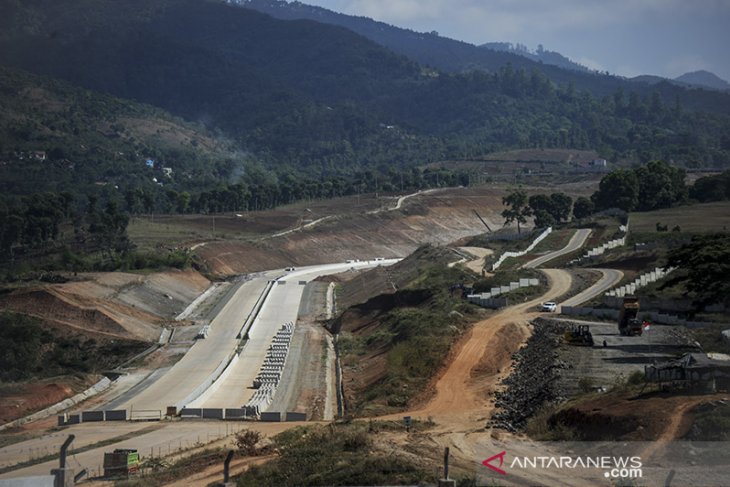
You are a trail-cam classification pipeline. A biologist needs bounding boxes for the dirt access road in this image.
[402,268,572,424]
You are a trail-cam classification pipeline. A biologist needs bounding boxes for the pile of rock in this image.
[489,318,569,432]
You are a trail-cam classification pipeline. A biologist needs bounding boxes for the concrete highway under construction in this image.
[109,260,400,416]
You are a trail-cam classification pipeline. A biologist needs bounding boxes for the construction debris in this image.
[489,319,569,432]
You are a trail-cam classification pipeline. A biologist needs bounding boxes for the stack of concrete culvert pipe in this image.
[244,322,294,418]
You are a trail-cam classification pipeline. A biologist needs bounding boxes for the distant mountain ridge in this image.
[232,0,730,104]
[675,70,730,91]
[480,42,590,73]
[631,70,730,92]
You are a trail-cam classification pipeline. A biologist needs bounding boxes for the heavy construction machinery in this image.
[618,296,643,336]
[104,449,140,479]
[564,324,594,346]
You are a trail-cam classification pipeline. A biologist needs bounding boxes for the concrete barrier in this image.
[180,408,203,418]
[104,410,127,421]
[202,408,224,419]
[225,408,248,420]
[81,411,104,422]
[260,412,282,422]
[285,412,306,422]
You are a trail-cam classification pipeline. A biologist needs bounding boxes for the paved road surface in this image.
[111,261,397,412]
[198,261,397,408]
[522,228,591,269]
[559,268,624,310]
[114,274,272,413]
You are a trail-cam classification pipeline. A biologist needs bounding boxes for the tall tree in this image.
[549,192,573,222]
[502,188,532,233]
[592,169,639,212]
[635,160,687,211]
[572,196,595,219]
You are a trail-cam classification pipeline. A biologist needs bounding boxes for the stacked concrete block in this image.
[244,322,295,418]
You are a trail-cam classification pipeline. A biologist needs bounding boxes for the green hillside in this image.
[0,0,729,180]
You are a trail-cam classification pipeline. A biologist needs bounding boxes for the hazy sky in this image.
[303,0,730,81]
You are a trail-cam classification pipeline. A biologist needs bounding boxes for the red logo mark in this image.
[482,450,507,475]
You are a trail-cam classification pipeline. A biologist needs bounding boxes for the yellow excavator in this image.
[563,324,594,346]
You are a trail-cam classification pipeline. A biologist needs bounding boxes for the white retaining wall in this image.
[491,227,552,271]
[605,267,676,298]
[568,225,627,265]
[467,278,540,309]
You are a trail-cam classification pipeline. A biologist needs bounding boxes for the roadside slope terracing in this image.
[0,269,213,425]
[195,187,507,276]
[0,269,211,341]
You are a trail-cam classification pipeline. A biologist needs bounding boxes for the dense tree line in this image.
[690,170,730,203]
[590,160,687,212]
[664,234,730,308]
[0,192,130,263]
[502,160,710,227]
[121,165,470,214]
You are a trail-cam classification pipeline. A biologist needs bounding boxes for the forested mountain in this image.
[480,42,589,73]
[0,0,730,187]
[0,66,242,195]
[234,0,730,106]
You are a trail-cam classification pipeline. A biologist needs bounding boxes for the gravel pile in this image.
[489,318,570,432]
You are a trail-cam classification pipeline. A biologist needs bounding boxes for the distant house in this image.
[162,167,173,177]
[590,158,607,168]
[32,151,47,161]
[145,158,155,168]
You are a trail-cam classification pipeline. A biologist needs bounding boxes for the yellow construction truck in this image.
[618,296,643,336]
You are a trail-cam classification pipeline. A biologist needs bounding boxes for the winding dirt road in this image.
[405,268,572,421]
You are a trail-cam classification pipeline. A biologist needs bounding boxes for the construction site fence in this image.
[178,408,306,421]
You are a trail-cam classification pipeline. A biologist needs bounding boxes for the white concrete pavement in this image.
[114,260,398,413]
[114,274,272,413]
[198,260,399,408]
